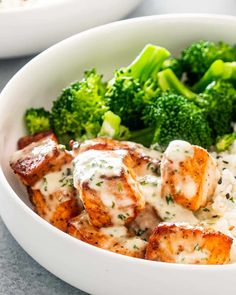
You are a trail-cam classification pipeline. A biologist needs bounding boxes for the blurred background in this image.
[0,0,235,294]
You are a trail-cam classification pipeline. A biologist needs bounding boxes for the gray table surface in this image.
[1,0,236,294]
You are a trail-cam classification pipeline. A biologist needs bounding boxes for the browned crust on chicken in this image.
[161,145,218,211]
[10,137,72,186]
[68,213,146,258]
[17,131,56,150]
[145,223,232,264]
[76,152,145,228]
[28,188,81,232]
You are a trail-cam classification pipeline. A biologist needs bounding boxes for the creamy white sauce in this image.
[164,140,194,165]
[73,149,128,188]
[33,163,73,196]
[175,249,210,264]
[122,237,147,251]
[137,175,198,225]
[175,176,197,200]
[10,138,55,163]
[100,226,128,238]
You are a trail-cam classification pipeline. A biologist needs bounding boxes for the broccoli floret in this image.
[181,40,236,85]
[143,92,213,150]
[193,60,236,92]
[105,44,170,130]
[25,108,51,135]
[216,133,236,152]
[202,81,235,137]
[98,111,130,140]
[161,58,183,79]
[157,69,235,138]
[50,69,108,145]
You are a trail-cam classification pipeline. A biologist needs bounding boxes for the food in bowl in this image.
[9,41,236,265]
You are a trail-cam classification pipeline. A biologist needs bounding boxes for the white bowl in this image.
[0,0,142,58]
[0,14,236,295]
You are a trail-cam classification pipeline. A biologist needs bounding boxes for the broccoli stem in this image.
[157,69,196,100]
[129,127,155,147]
[98,111,121,138]
[216,133,236,152]
[98,111,130,140]
[126,44,170,83]
[193,60,236,92]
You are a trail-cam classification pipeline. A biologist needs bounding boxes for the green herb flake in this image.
[96,181,103,187]
[194,244,201,251]
[166,195,174,205]
[203,208,210,212]
[117,182,123,192]
[117,214,126,221]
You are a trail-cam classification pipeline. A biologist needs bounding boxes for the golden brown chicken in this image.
[161,140,219,211]
[73,148,145,228]
[10,132,81,231]
[145,222,232,264]
[68,212,147,258]
[10,134,72,186]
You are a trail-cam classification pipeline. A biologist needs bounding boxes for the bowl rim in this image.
[1,13,236,271]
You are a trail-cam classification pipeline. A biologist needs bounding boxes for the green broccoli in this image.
[105,44,170,130]
[157,69,235,138]
[161,58,183,79]
[98,111,154,146]
[25,108,51,135]
[50,69,108,145]
[143,92,213,150]
[98,111,130,140]
[216,133,236,152]
[193,60,236,92]
[181,40,236,85]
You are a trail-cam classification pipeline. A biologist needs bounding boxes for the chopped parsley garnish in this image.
[194,244,201,251]
[96,181,103,187]
[136,228,147,236]
[202,208,210,212]
[166,195,174,205]
[117,182,123,192]
[117,214,126,221]
[226,193,234,203]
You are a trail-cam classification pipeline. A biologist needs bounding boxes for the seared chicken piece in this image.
[68,212,147,258]
[10,135,72,186]
[72,138,161,177]
[17,131,55,150]
[73,149,145,228]
[28,186,80,232]
[161,140,219,211]
[145,223,232,264]
[10,132,81,231]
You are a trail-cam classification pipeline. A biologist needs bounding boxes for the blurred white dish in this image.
[0,0,142,58]
[0,14,236,295]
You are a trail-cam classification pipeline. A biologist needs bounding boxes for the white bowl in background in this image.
[0,0,142,58]
[0,14,236,295]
